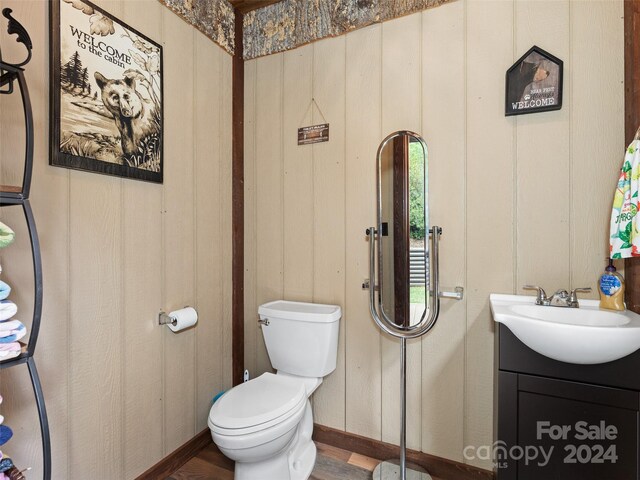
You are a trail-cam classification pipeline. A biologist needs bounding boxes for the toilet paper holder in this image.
[159,306,198,332]
[158,311,177,327]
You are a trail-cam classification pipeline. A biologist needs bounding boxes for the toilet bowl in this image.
[209,372,315,479]
[208,300,341,480]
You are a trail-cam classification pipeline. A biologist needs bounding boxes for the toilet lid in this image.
[209,373,306,433]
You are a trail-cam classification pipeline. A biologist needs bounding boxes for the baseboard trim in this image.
[312,424,494,480]
[135,429,212,480]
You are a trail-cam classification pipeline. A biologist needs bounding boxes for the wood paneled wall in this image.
[0,1,232,478]
[244,0,624,469]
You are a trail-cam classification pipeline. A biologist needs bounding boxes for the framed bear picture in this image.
[50,0,163,183]
[505,45,563,116]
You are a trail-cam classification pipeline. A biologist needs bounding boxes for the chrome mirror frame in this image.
[368,130,441,339]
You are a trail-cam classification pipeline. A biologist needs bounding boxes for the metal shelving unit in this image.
[0,8,51,480]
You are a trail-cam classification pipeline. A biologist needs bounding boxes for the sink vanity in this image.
[491,294,640,365]
[491,294,640,480]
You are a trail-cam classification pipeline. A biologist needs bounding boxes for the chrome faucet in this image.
[523,285,591,308]
[523,285,548,305]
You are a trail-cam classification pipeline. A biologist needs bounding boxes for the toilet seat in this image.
[209,373,306,436]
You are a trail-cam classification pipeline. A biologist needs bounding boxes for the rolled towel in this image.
[0,427,13,448]
[0,344,21,360]
[0,325,25,344]
[0,224,14,250]
[0,320,23,339]
[0,321,22,332]
[0,283,10,302]
[0,303,16,321]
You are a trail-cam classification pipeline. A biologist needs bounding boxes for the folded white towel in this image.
[0,302,16,321]
[0,342,21,361]
[0,324,25,343]
[0,342,22,358]
[0,320,22,332]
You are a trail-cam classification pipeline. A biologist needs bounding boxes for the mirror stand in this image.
[373,462,431,480]
[372,336,432,480]
[369,225,442,480]
[368,130,464,480]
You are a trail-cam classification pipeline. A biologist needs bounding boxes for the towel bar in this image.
[437,287,464,300]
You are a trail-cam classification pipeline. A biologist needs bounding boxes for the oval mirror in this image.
[377,131,429,328]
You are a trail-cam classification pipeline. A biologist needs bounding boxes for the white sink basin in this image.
[490,294,640,365]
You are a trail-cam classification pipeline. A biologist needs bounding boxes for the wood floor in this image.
[167,442,445,480]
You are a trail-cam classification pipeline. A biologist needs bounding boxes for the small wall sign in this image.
[298,124,329,145]
[505,45,563,116]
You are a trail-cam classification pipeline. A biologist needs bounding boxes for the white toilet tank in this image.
[258,300,341,377]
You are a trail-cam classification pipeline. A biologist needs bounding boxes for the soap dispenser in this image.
[598,258,625,311]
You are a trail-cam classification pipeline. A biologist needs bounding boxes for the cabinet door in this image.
[496,371,518,480]
[517,375,638,480]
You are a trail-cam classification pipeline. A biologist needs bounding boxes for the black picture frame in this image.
[505,45,563,116]
[50,0,163,183]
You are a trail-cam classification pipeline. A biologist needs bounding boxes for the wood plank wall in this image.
[244,0,624,469]
[0,1,233,478]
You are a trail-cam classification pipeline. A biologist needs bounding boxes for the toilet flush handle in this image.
[257,317,270,327]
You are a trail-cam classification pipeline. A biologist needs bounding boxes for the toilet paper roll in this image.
[167,307,198,332]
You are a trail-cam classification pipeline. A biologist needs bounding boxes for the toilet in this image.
[208,300,341,480]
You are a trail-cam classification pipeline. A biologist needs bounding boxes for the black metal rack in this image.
[0,8,51,480]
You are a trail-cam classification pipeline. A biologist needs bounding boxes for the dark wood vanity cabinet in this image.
[495,324,640,479]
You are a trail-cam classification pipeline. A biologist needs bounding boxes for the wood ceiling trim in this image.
[228,0,283,14]
[242,0,451,59]
[158,0,235,54]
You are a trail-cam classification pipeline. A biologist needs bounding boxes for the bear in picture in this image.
[507,60,549,106]
[505,46,563,116]
[94,71,156,157]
